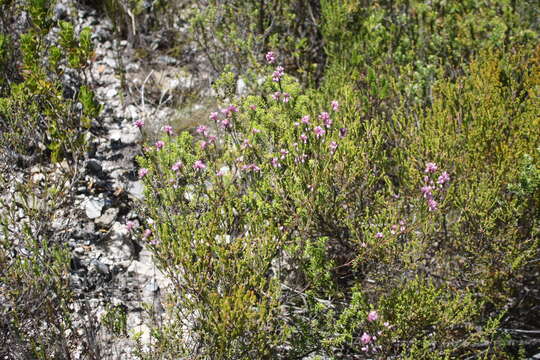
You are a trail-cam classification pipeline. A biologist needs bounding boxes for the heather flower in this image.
[421,185,433,198]
[271,91,281,100]
[367,310,379,322]
[319,112,332,127]
[300,133,308,143]
[138,168,148,178]
[331,100,339,112]
[134,119,145,128]
[249,104,257,110]
[391,224,398,234]
[252,128,261,134]
[155,140,165,150]
[241,139,251,149]
[272,66,284,82]
[216,169,225,177]
[142,229,152,239]
[171,161,183,171]
[425,162,438,173]
[375,232,384,238]
[282,93,291,103]
[199,141,208,150]
[301,115,310,124]
[339,127,348,138]
[227,104,239,113]
[193,160,206,170]
[207,135,217,143]
[209,112,219,121]
[125,221,136,232]
[314,126,325,138]
[265,51,276,64]
[360,333,372,345]
[280,149,289,159]
[329,141,338,153]
[295,154,308,164]
[437,171,450,185]
[271,157,281,168]
[427,198,438,211]
[242,164,261,172]
[196,125,208,135]
[220,118,231,128]
[162,125,173,135]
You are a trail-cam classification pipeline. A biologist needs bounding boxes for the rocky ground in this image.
[49,1,215,357]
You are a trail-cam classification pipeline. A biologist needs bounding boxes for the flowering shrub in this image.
[137,42,539,358]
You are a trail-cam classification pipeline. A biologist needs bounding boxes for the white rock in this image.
[83,197,105,219]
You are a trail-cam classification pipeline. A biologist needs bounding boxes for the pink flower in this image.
[220,118,231,128]
[242,164,261,172]
[207,135,217,143]
[142,229,152,239]
[125,221,136,232]
[241,139,251,150]
[319,112,331,128]
[280,149,289,159]
[314,126,325,138]
[209,112,219,121]
[360,333,372,345]
[421,185,433,198]
[252,128,261,134]
[282,93,291,103]
[300,133,308,143]
[199,141,208,149]
[193,160,206,170]
[329,141,338,153]
[339,127,347,138]
[271,157,281,168]
[367,310,379,322]
[272,91,281,100]
[425,162,438,173]
[391,224,398,235]
[437,171,450,185]
[196,125,208,135]
[331,100,339,112]
[301,115,310,124]
[162,125,173,135]
[171,161,183,171]
[134,119,145,128]
[249,104,257,110]
[294,122,300,127]
[427,198,438,211]
[265,51,276,64]
[295,154,308,164]
[272,66,284,82]
[227,104,239,113]
[138,168,148,178]
[216,169,225,177]
[375,232,384,238]
[155,140,165,150]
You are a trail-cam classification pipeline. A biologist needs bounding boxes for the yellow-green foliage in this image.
[139,44,539,359]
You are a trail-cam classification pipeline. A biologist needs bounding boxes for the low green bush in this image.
[0,0,100,358]
[137,41,539,358]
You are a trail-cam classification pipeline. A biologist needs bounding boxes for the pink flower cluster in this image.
[421,162,450,211]
[209,105,239,129]
[271,91,291,103]
[162,125,174,135]
[265,51,276,64]
[359,310,388,353]
[272,66,284,82]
